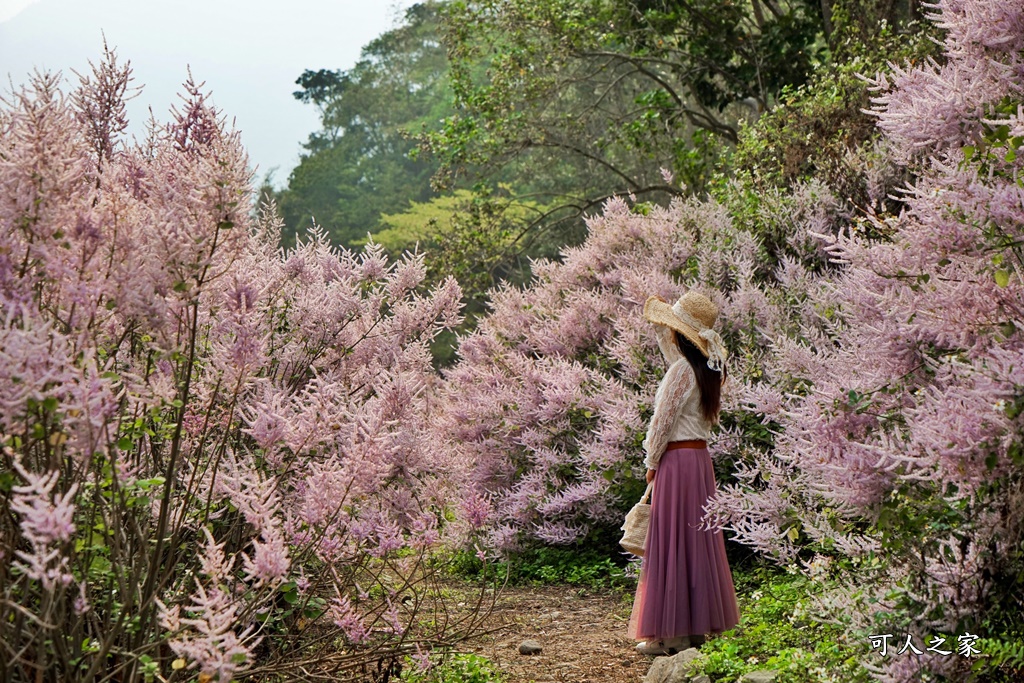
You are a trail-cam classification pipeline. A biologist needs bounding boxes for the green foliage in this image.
[961,96,1024,184]
[618,1,823,114]
[274,1,938,374]
[828,0,925,51]
[960,476,1024,682]
[356,185,556,366]
[731,5,939,203]
[359,190,478,253]
[970,636,1024,682]
[362,186,549,300]
[673,129,728,196]
[510,548,629,590]
[731,60,876,192]
[688,564,874,683]
[400,653,505,683]
[276,2,451,247]
[451,541,634,592]
[852,472,1024,643]
[418,0,832,250]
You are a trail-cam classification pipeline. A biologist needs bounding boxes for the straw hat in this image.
[643,291,727,372]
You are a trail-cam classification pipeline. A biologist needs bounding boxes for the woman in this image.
[628,290,741,656]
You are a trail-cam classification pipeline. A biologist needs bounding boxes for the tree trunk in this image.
[751,0,767,28]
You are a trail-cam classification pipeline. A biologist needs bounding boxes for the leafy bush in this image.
[690,564,873,683]
[451,542,634,591]
[730,11,940,197]
[399,653,505,683]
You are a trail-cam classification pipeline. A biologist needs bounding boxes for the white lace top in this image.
[642,325,715,470]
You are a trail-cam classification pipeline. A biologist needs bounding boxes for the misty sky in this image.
[0,0,418,188]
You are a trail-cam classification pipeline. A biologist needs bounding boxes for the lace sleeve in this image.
[654,324,683,366]
[643,359,695,470]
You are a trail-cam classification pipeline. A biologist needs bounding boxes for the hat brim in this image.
[643,295,710,358]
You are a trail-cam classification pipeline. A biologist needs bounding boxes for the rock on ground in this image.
[642,648,705,683]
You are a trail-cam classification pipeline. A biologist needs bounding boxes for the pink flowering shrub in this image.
[434,185,843,550]
[434,196,695,549]
[0,49,475,682]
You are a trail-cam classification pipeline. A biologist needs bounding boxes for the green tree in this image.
[276,2,452,247]
[367,188,547,299]
[276,0,930,364]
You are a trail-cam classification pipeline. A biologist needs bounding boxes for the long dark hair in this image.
[675,331,724,423]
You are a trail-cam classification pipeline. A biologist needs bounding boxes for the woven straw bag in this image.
[619,483,653,557]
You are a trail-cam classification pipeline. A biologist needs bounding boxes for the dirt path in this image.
[462,585,652,683]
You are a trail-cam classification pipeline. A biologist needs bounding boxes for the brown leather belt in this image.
[666,440,707,450]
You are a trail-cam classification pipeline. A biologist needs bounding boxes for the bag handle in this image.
[639,482,653,504]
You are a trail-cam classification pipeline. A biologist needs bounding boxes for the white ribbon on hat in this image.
[699,328,727,372]
[671,303,728,372]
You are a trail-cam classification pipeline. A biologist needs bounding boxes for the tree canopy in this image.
[419,0,828,208]
[276,2,451,247]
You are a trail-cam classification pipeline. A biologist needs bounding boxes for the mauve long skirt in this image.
[628,444,741,640]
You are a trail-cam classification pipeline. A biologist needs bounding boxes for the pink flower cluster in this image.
[9,461,77,590]
[434,195,708,547]
[158,531,259,682]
